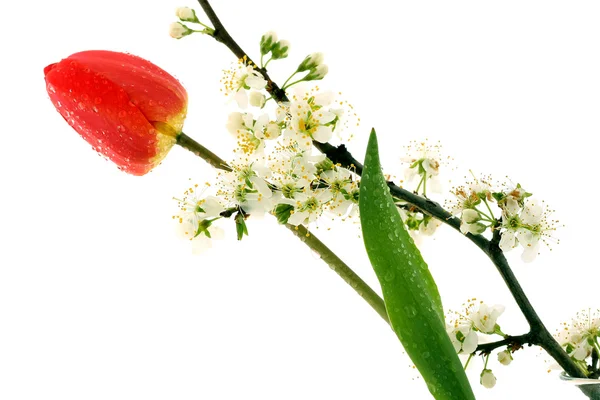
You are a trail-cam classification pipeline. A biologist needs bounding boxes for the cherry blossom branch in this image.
[176,132,389,324]
[196,0,289,103]
[193,0,592,386]
[317,127,590,381]
[475,333,533,355]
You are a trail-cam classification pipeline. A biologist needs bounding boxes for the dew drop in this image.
[404,305,417,317]
[384,270,395,282]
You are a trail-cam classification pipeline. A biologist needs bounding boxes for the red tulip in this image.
[44,50,188,175]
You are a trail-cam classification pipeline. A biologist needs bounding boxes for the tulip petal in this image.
[45,58,175,175]
[67,51,188,132]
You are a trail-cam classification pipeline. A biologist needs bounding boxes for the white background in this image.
[1,0,599,399]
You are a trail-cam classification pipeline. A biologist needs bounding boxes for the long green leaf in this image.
[359,129,475,400]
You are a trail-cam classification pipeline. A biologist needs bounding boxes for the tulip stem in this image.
[176,132,232,172]
[285,224,390,324]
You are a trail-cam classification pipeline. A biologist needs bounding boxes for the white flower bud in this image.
[305,64,328,81]
[462,209,480,224]
[497,349,513,365]
[169,22,189,39]
[175,7,198,23]
[297,52,324,72]
[263,31,278,44]
[248,91,266,108]
[271,40,290,59]
[260,31,278,55]
[309,52,324,67]
[460,221,486,235]
[480,369,497,389]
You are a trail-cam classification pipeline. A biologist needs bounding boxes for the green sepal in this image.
[235,212,249,241]
[275,203,294,224]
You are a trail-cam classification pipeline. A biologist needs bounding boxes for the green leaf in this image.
[275,203,294,224]
[492,192,505,202]
[359,129,475,400]
[235,212,249,241]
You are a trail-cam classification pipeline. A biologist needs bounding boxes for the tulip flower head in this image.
[44,50,188,175]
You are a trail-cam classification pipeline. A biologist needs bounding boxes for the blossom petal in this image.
[462,331,479,353]
[287,211,307,226]
[499,230,517,252]
[312,125,333,143]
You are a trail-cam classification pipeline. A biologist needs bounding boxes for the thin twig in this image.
[197,0,289,103]
[475,333,533,354]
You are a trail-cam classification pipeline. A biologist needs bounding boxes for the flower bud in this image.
[297,52,324,72]
[169,22,192,39]
[260,31,278,55]
[175,6,199,23]
[462,209,480,224]
[305,64,328,81]
[497,349,513,366]
[460,221,487,235]
[271,40,290,60]
[480,369,497,389]
[44,50,188,175]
